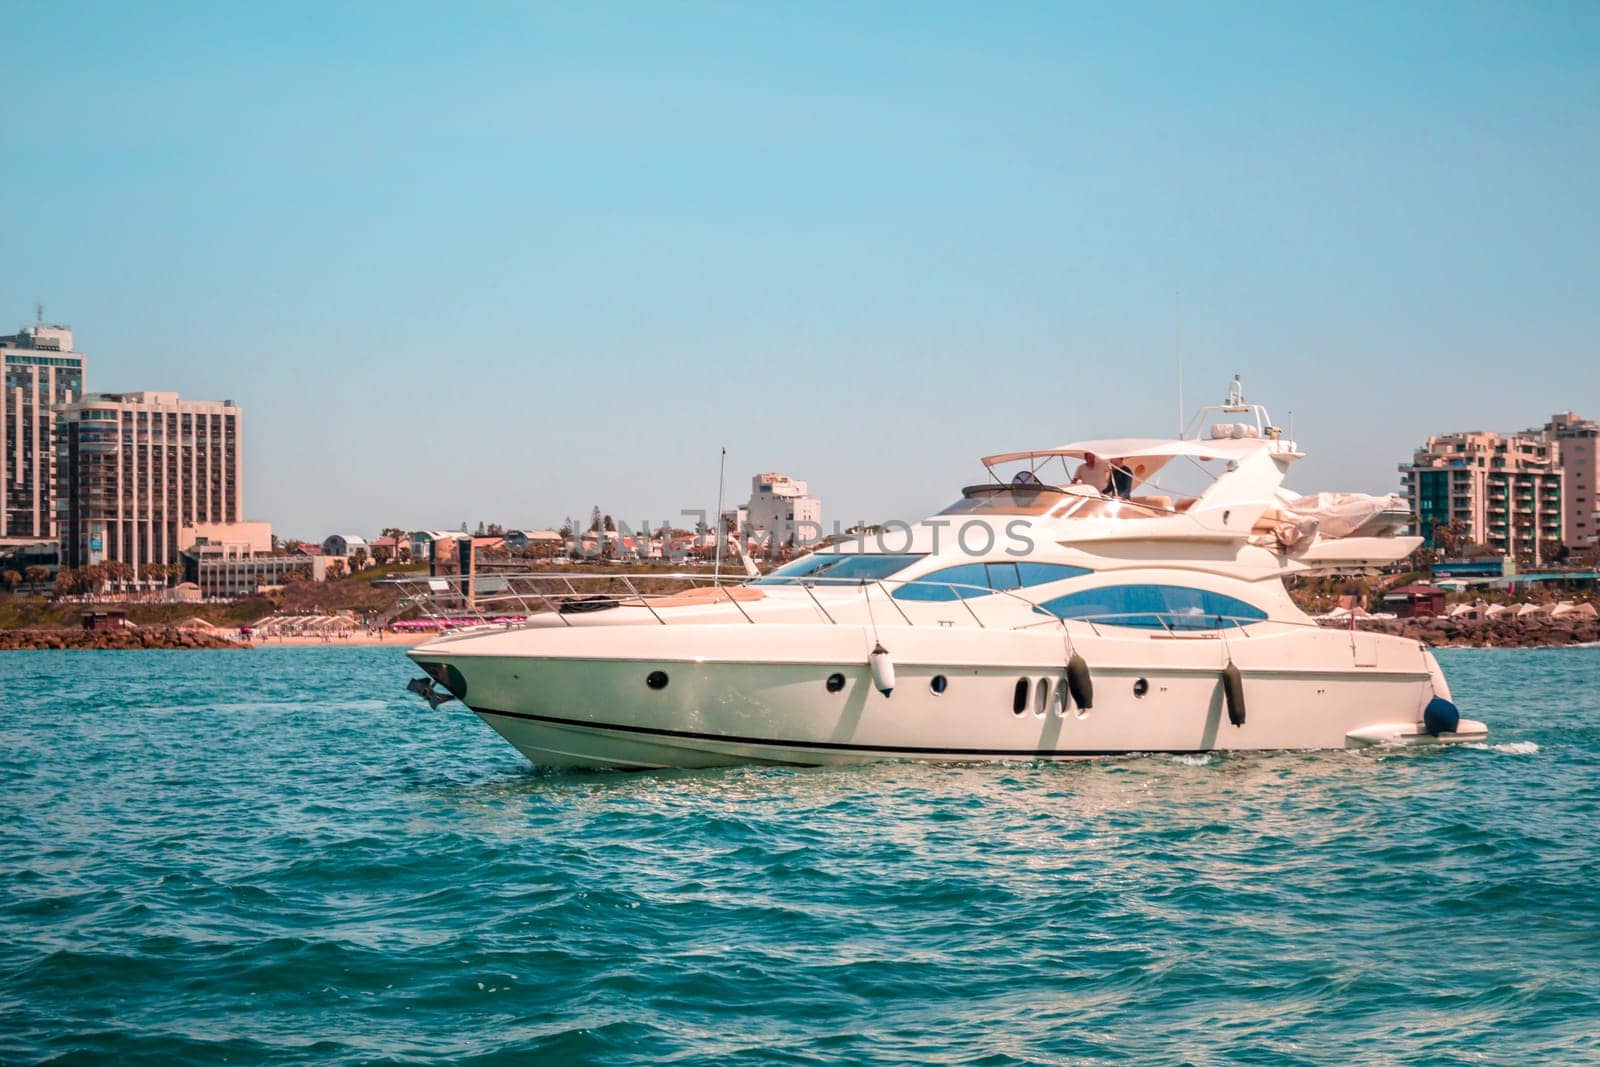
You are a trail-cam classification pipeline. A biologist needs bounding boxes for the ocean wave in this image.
[1,645,1597,1064]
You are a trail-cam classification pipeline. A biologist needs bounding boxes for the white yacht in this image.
[404,382,1485,769]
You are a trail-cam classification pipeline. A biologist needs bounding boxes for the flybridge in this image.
[961,377,1416,570]
[982,376,1301,477]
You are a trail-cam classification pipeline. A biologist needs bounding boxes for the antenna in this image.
[34,302,43,327]
[712,446,727,586]
[1175,291,1184,437]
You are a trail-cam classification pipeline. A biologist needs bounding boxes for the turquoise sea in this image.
[2,647,1598,1065]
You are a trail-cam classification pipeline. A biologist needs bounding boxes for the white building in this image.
[322,533,371,561]
[182,521,272,557]
[56,390,247,572]
[743,473,821,549]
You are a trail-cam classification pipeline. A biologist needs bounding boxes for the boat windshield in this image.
[938,484,1065,516]
[751,553,924,586]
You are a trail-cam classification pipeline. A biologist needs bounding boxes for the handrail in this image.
[380,571,1307,638]
[384,570,1067,635]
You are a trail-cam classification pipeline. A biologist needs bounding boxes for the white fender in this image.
[869,643,895,697]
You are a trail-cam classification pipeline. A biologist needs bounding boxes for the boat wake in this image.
[1466,740,1540,755]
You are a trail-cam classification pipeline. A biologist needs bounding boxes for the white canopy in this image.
[982,436,1287,468]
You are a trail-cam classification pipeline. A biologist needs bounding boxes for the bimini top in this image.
[985,379,1305,471]
[981,435,1298,470]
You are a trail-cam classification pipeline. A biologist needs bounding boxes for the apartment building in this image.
[1400,429,1563,560]
[1,323,85,543]
[1527,412,1599,548]
[56,391,243,572]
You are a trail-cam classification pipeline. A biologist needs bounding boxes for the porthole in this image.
[1012,678,1029,715]
[646,670,669,690]
[826,672,846,693]
[1034,677,1050,717]
[929,675,948,695]
[1133,678,1149,698]
[1054,678,1069,716]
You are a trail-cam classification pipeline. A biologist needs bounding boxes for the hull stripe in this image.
[473,705,1212,758]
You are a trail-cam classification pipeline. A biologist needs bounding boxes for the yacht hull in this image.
[409,624,1485,770]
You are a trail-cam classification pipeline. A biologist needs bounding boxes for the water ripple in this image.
[1,646,1598,1064]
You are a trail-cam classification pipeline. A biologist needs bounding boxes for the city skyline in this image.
[3,3,1596,534]
[12,313,1595,541]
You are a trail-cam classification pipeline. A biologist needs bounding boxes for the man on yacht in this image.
[1073,451,1113,493]
[1074,452,1135,499]
[1109,460,1134,499]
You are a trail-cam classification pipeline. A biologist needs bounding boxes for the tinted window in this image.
[894,561,1092,601]
[1016,563,1094,587]
[893,563,991,601]
[752,553,923,586]
[986,562,1020,591]
[1035,584,1268,629]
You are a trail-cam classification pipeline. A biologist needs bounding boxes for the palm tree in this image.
[80,562,106,595]
[1,569,20,593]
[351,547,369,572]
[50,567,74,597]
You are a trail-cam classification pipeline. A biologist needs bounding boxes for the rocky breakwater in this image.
[0,627,248,651]
[1320,615,1600,649]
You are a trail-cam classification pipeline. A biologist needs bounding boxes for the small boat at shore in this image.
[401,381,1485,769]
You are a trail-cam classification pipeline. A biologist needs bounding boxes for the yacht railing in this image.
[381,571,1076,635]
[379,571,1295,638]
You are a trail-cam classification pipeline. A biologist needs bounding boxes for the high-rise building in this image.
[1399,429,1563,560]
[56,391,242,573]
[1526,412,1599,549]
[1,323,86,544]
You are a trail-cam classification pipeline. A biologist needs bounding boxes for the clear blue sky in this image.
[3,1,1596,536]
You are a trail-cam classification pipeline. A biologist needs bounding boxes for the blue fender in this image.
[1423,696,1461,736]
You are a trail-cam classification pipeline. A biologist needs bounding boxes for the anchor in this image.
[407,676,455,709]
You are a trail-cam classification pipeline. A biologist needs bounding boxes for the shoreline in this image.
[1319,615,1599,649]
[246,631,428,647]
[5,629,1597,652]
[5,613,1596,651]
[0,627,431,650]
